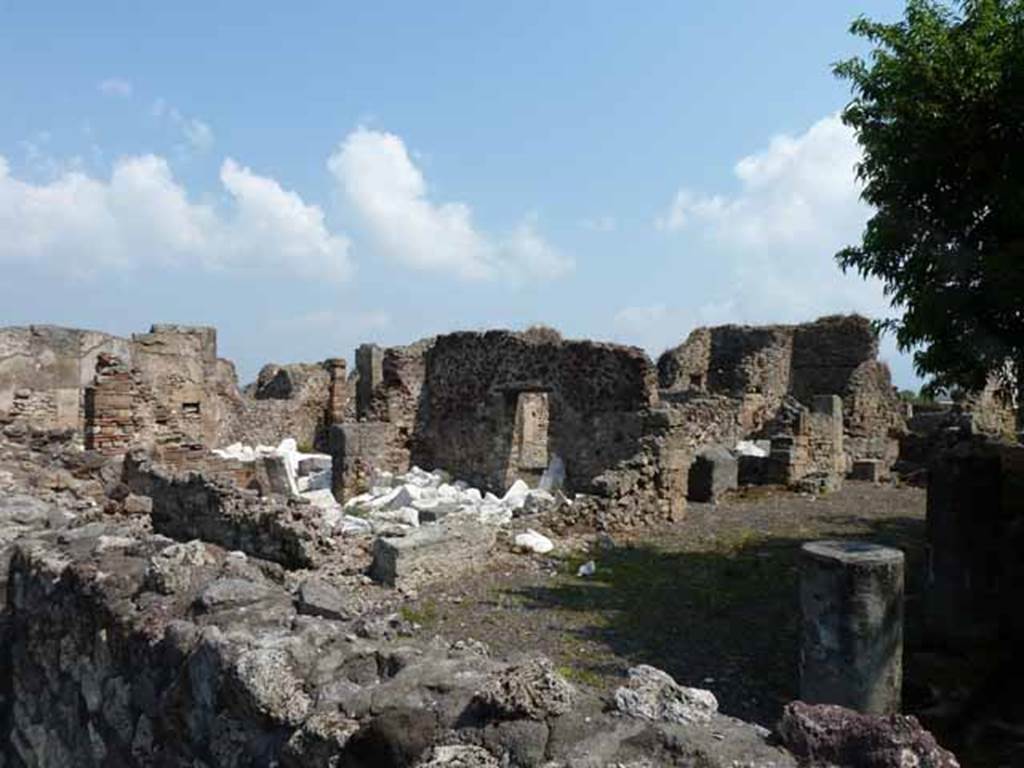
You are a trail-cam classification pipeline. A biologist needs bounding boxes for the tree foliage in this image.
[835,0,1024,396]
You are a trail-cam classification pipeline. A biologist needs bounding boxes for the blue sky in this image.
[0,1,917,386]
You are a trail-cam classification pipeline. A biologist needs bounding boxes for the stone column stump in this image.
[799,540,904,714]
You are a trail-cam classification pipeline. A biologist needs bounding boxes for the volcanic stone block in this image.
[296,577,353,621]
[925,442,1005,647]
[356,344,384,419]
[687,447,738,503]
[800,540,904,714]
[370,521,497,587]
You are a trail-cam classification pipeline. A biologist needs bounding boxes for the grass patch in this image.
[399,599,439,627]
[556,664,605,689]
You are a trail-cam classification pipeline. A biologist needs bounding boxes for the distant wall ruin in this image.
[1,314,932,522]
[0,326,131,434]
[0,323,349,467]
[331,330,662,508]
[657,315,904,466]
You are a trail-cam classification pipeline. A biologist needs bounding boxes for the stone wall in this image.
[3,323,348,460]
[925,437,1024,648]
[0,520,793,767]
[332,330,667,517]
[762,396,846,490]
[658,315,904,466]
[228,361,350,451]
[122,451,326,569]
[329,421,409,501]
[356,338,433,429]
[0,326,131,437]
[413,331,658,495]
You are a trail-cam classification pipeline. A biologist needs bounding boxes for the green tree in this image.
[834,0,1024,407]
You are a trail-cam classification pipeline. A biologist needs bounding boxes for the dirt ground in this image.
[403,481,928,728]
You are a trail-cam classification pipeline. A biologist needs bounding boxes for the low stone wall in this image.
[1,523,796,767]
[122,451,324,569]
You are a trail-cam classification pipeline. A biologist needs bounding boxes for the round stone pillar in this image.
[799,540,904,714]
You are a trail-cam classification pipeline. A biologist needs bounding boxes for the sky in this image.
[0,0,919,387]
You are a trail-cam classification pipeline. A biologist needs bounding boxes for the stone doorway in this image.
[506,389,550,488]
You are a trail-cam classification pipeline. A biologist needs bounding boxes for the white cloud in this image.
[218,158,353,280]
[0,153,353,281]
[98,78,133,98]
[328,127,572,282]
[632,113,918,383]
[151,99,215,152]
[653,113,891,324]
[656,114,867,249]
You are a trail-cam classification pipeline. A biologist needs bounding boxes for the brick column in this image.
[325,358,348,425]
[84,354,136,455]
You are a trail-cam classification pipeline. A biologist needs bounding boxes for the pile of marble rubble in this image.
[339,466,563,537]
[212,437,336,507]
[212,440,563,545]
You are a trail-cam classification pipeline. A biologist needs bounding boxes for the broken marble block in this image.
[370,520,497,587]
[688,446,738,503]
[262,453,299,497]
[297,456,332,476]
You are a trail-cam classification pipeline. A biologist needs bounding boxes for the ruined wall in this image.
[128,325,230,447]
[658,315,904,465]
[761,396,846,490]
[412,331,658,495]
[226,361,343,451]
[0,326,131,437]
[356,338,433,430]
[3,323,345,459]
[324,341,433,502]
[331,330,665,511]
[659,326,792,401]
[123,451,324,568]
[1,521,793,768]
[329,421,410,501]
[791,317,901,464]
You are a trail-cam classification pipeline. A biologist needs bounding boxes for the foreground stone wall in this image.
[926,438,1024,648]
[122,451,327,568]
[1,520,796,768]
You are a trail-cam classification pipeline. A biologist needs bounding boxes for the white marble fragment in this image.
[515,529,554,554]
